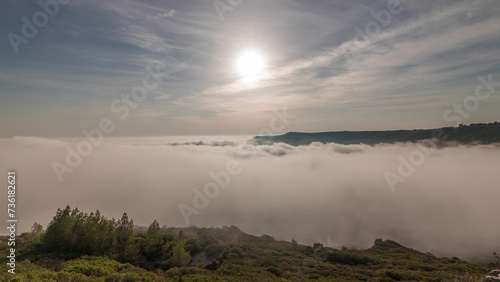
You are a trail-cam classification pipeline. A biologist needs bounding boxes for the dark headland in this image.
[253,122,500,146]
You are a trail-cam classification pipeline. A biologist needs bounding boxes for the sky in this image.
[1,0,500,261]
[1,0,499,137]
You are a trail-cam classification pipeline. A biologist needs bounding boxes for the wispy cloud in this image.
[201,0,500,112]
[0,0,499,136]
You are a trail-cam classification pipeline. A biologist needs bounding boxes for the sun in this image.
[236,50,265,78]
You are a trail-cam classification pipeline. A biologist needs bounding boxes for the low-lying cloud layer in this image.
[1,136,499,261]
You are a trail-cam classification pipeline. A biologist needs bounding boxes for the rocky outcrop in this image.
[481,270,500,281]
[205,260,220,271]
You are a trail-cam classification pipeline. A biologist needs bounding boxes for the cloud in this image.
[169,140,238,147]
[198,0,500,124]
[1,0,499,136]
[1,136,499,262]
[157,9,176,18]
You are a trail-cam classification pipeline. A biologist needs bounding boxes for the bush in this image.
[170,241,191,267]
[266,266,281,276]
[185,237,202,255]
[327,251,377,266]
[60,256,123,277]
[384,269,422,281]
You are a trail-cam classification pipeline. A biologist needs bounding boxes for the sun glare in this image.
[236,50,265,78]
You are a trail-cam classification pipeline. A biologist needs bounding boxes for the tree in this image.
[185,237,202,255]
[21,223,44,252]
[75,210,116,256]
[171,241,191,267]
[313,242,323,249]
[144,220,164,259]
[43,206,77,254]
[116,213,136,262]
[42,206,118,258]
[492,250,500,267]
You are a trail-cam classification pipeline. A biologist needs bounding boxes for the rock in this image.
[481,269,500,281]
[205,260,220,271]
[188,251,212,267]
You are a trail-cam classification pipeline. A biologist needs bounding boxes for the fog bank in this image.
[1,136,499,261]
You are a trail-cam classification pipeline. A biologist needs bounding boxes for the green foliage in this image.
[42,206,77,254]
[164,266,211,280]
[327,250,378,266]
[116,213,137,263]
[58,256,164,281]
[42,206,117,258]
[15,223,45,256]
[1,207,495,281]
[170,241,191,267]
[143,220,164,259]
[383,269,422,281]
[61,256,123,277]
[266,265,281,276]
[0,259,95,281]
[492,250,500,267]
[185,237,202,255]
[26,223,44,244]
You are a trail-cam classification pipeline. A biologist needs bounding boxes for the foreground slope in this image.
[1,207,498,281]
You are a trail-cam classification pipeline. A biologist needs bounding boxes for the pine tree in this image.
[116,212,135,262]
[144,220,163,259]
[22,223,44,252]
[43,205,77,254]
[171,240,191,267]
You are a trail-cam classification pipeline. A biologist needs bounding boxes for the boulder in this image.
[205,260,220,271]
[481,270,500,281]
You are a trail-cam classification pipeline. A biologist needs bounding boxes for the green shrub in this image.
[60,256,123,277]
[266,266,281,276]
[327,251,377,266]
[383,269,422,281]
[185,237,202,255]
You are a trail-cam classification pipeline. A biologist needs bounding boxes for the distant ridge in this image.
[253,122,500,146]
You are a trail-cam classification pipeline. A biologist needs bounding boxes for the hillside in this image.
[252,123,500,146]
[1,206,498,281]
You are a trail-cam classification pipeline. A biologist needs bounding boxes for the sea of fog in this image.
[1,135,499,262]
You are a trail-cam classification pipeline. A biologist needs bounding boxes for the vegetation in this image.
[0,206,497,281]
